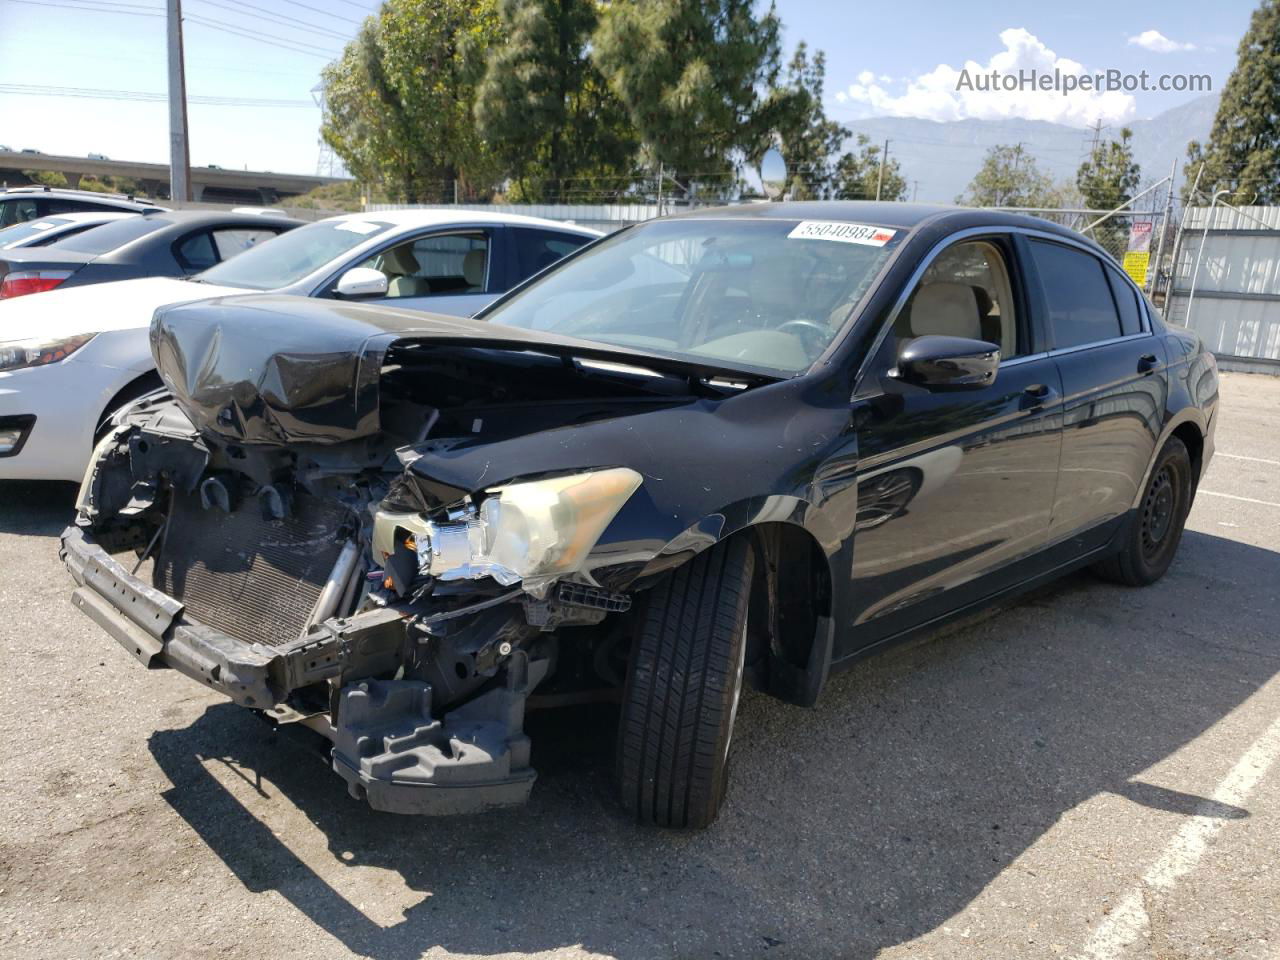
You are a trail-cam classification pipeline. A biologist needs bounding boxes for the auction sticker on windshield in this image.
[787,221,897,246]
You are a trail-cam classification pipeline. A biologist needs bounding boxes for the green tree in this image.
[321,0,499,203]
[1184,0,1280,203]
[833,134,907,201]
[957,144,1056,207]
[474,0,635,201]
[1077,127,1141,211]
[1077,127,1141,251]
[591,0,783,194]
[757,42,849,199]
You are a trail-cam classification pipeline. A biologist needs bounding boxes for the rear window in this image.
[55,215,170,254]
[0,217,72,248]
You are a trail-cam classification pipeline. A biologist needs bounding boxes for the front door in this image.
[842,235,1063,656]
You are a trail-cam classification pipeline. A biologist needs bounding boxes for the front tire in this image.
[616,537,754,829]
[1095,436,1193,586]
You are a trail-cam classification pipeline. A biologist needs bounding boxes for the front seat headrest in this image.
[463,249,486,288]
[381,244,419,276]
[909,281,983,340]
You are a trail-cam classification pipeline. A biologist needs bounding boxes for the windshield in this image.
[54,215,169,254]
[0,217,73,248]
[195,218,394,290]
[480,218,903,376]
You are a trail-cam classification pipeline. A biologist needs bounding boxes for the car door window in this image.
[512,228,591,285]
[896,239,1023,358]
[1028,240,1124,349]
[175,231,218,272]
[361,232,489,299]
[1104,265,1143,336]
[210,228,278,261]
[1,198,38,226]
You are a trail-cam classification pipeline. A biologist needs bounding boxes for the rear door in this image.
[844,234,1064,653]
[1024,237,1166,553]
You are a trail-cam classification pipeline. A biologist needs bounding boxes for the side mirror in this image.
[334,266,388,299]
[893,335,1000,389]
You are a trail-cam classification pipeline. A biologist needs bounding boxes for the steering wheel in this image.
[776,319,829,356]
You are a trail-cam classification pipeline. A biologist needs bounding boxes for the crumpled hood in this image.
[151,294,779,446]
[0,276,243,343]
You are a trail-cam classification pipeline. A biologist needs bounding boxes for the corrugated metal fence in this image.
[1166,205,1280,372]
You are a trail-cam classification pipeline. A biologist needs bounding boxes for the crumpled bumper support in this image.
[61,524,544,815]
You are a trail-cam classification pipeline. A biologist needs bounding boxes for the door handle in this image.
[1138,353,1158,375]
[1021,383,1055,408]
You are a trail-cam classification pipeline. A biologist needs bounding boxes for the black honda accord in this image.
[64,202,1218,827]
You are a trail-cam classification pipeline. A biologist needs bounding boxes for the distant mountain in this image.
[846,94,1219,205]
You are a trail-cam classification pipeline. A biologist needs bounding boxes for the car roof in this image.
[323,208,602,236]
[132,209,305,229]
[0,186,166,211]
[674,200,1095,246]
[27,211,137,224]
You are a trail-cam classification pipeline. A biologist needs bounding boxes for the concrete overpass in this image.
[0,151,348,204]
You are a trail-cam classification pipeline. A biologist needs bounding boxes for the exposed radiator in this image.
[154,487,352,647]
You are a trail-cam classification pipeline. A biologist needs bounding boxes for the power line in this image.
[0,82,316,107]
[5,0,162,17]
[184,14,341,59]
[272,0,364,26]
[181,10,341,54]
[187,0,353,41]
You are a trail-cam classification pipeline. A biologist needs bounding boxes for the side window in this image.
[513,228,591,285]
[1028,240,1123,349]
[1104,266,1143,336]
[43,198,102,215]
[174,231,218,272]
[896,239,1023,358]
[1,198,39,226]
[210,228,278,261]
[361,232,489,299]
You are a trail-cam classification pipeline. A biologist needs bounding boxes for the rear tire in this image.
[1094,436,1193,586]
[616,537,754,829]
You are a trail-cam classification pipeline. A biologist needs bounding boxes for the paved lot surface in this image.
[1,371,1278,960]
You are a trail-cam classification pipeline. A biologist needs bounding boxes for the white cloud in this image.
[1128,30,1195,53]
[835,28,1136,128]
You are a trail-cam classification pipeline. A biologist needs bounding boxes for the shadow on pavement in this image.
[0,480,79,537]
[146,528,1280,959]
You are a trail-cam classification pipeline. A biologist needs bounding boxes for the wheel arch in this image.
[94,369,164,443]
[627,498,839,708]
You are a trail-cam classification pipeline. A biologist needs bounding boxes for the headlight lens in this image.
[0,333,96,372]
[374,467,643,595]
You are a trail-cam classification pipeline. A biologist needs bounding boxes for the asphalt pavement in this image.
[1,371,1277,960]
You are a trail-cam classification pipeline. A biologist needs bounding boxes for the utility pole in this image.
[1150,158,1177,300]
[911,180,919,202]
[166,0,191,205]
[875,139,890,201]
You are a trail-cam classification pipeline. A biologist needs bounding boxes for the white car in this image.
[0,210,599,481]
[0,211,137,250]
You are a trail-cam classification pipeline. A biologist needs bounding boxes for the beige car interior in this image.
[462,249,486,291]
[896,240,1018,357]
[378,243,430,298]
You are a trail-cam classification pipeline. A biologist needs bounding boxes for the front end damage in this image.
[62,296,784,815]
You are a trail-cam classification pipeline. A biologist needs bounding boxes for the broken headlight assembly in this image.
[374,467,643,596]
[0,332,96,372]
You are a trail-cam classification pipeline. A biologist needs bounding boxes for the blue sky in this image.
[0,0,1261,176]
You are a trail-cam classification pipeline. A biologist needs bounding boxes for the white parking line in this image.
[1073,712,1280,960]
[1217,453,1280,467]
[1199,490,1280,509]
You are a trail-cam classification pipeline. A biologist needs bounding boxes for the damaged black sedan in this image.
[62,203,1218,828]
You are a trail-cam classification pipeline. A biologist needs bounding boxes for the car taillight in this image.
[0,270,73,299]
